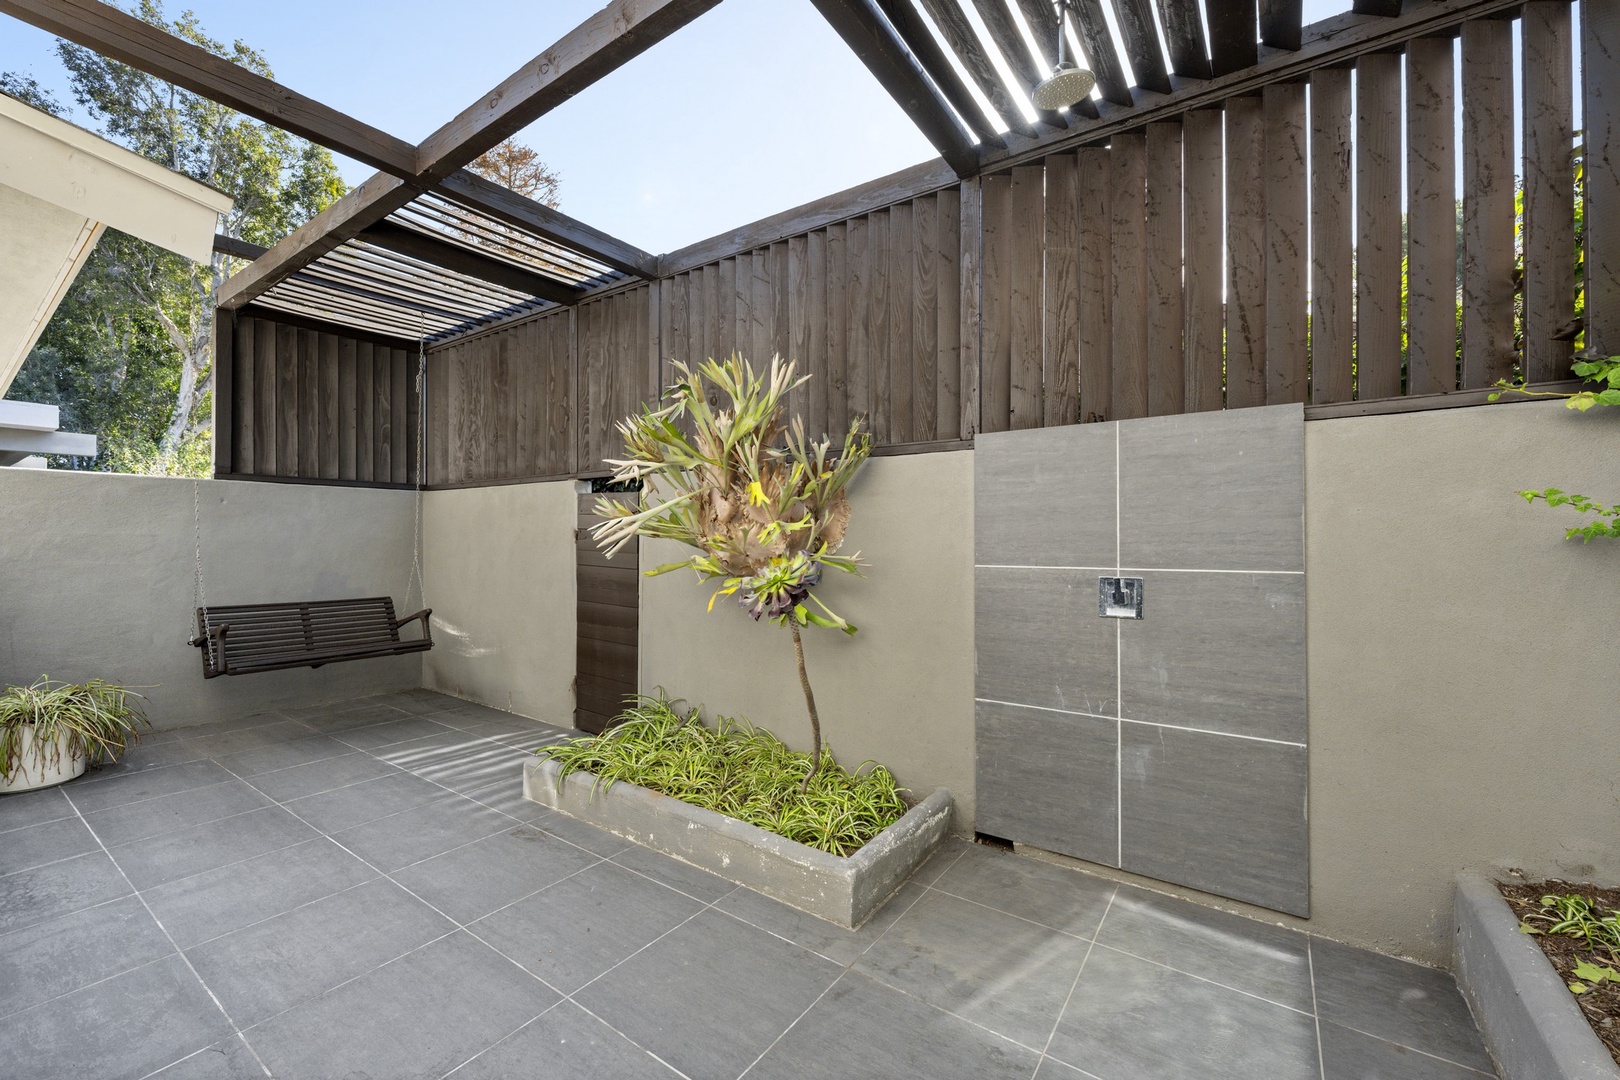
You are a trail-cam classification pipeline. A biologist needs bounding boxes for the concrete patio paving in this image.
[0,690,1494,1079]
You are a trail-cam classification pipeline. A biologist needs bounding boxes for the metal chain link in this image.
[403,327,427,612]
[191,477,206,640]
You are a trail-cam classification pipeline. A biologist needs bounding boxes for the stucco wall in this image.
[1304,399,1620,963]
[638,451,977,826]
[421,481,576,725]
[0,470,419,728]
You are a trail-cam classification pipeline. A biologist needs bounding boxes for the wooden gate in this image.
[575,489,638,733]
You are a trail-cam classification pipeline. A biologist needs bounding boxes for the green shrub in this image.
[0,677,150,781]
[538,695,906,857]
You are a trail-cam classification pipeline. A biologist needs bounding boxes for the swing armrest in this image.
[394,608,432,645]
[191,622,231,676]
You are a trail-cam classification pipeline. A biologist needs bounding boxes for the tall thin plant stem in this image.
[788,614,822,791]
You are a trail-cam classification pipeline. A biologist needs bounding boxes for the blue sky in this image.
[1,0,1423,256]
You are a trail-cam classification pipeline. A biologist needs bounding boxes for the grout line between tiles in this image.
[1034,887,1117,1080]
[1308,939,1328,1080]
[59,778,274,1078]
[973,699,1308,747]
[1085,940,1317,1017]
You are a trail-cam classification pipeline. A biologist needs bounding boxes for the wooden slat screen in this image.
[216,311,418,485]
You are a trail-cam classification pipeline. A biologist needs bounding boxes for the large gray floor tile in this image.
[81,779,270,848]
[1095,887,1315,1012]
[472,861,705,994]
[854,889,1092,1049]
[1,953,232,1080]
[284,700,409,732]
[65,759,237,815]
[975,422,1118,568]
[1310,937,1494,1073]
[463,776,553,824]
[1045,944,1321,1080]
[1319,1019,1495,1079]
[240,749,397,802]
[77,736,209,778]
[410,743,533,794]
[213,733,355,778]
[0,786,75,834]
[109,804,319,890]
[142,836,377,949]
[0,894,173,1017]
[975,567,1120,716]
[975,700,1119,865]
[446,1000,680,1080]
[534,808,635,856]
[188,877,454,1026]
[748,970,1041,1080]
[715,879,926,967]
[1119,724,1309,916]
[182,719,323,759]
[1117,403,1304,572]
[0,814,99,874]
[574,908,842,1080]
[284,771,448,834]
[333,714,457,751]
[1119,570,1306,742]
[146,1035,267,1079]
[0,851,132,935]
[245,931,556,1080]
[610,844,737,904]
[329,793,512,872]
[931,842,1115,936]
[392,823,602,923]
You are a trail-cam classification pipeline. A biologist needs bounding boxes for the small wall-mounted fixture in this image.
[1099,576,1144,619]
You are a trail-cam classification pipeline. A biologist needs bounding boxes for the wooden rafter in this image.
[875,0,1006,144]
[413,0,722,183]
[436,171,657,279]
[1155,0,1213,79]
[1261,0,1306,51]
[360,222,585,306]
[1110,0,1173,94]
[982,0,1533,169]
[220,0,713,311]
[1206,0,1260,75]
[807,0,980,176]
[0,0,418,177]
[915,0,1039,136]
[1013,0,1102,117]
[971,0,1072,127]
[1072,0,1136,105]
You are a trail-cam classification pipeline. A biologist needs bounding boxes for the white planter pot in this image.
[0,727,88,794]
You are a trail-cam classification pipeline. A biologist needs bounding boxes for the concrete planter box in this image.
[1454,874,1620,1080]
[523,757,953,928]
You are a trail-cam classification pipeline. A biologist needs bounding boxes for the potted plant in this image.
[0,677,151,794]
[524,354,953,927]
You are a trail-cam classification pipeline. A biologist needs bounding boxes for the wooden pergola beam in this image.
[875,0,1006,145]
[0,0,419,177]
[982,0,1531,169]
[413,0,723,183]
[436,170,658,279]
[220,0,710,310]
[807,0,981,177]
[915,0,1038,136]
[360,221,585,306]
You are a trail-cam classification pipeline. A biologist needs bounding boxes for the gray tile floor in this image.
[0,690,1496,1080]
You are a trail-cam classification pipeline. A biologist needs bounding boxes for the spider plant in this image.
[0,677,151,783]
[590,353,872,788]
[539,695,906,857]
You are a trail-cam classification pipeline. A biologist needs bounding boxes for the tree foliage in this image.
[2,0,345,474]
[467,140,561,207]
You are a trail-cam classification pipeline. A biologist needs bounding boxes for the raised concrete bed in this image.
[523,757,953,928]
[1454,874,1620,1080]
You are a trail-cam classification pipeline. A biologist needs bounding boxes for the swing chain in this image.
[403,330,427,613]
[191,477,206,640]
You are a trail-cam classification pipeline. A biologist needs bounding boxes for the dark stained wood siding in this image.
[577,491,638,733]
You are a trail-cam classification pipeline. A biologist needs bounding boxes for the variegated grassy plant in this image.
[590,354,872,787]
[0,677,150,782]
[539,695,906,856]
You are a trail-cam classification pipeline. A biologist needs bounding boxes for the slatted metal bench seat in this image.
[191,597,432,678]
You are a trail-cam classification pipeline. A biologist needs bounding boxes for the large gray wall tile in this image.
[1119,724,1309,915]
[1119,404,1304,571]
[975,568,1118,716]
[975,701,1118,865]
[1120,571,1306,743]
[975,424,1117,568]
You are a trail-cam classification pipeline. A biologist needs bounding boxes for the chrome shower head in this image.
[1032,60,1097,111]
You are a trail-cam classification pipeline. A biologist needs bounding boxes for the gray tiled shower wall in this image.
[973,405,1308,916]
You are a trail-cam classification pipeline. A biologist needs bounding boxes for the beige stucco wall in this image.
[0,469,419,728]
[1303,398,1620,963]
[422,481,576,725]
[638,451,977,825]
